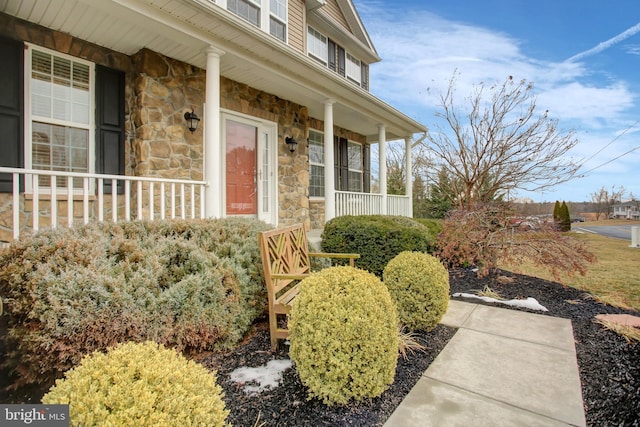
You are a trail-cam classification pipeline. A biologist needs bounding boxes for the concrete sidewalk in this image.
[384,300,586,427]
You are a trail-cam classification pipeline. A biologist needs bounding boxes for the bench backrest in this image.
[258,224,311,297]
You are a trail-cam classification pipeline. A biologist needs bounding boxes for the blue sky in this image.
[354,0,640,203]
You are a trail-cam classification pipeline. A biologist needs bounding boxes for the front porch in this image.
[0,167,411,243]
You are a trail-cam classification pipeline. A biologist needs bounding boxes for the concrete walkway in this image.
[384,300,586,427]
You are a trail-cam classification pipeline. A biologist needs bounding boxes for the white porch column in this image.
[378,124,387,215]
[324,100,336,222]
[405,136,413,217]
[204,46,225,218]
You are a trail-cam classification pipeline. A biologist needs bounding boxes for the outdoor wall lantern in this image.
[184,109,200,133]
[285,136,298,153]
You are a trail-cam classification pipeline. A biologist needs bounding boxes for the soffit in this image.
[1,0,426,140]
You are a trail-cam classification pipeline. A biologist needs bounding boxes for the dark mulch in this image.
[198,268,640,427]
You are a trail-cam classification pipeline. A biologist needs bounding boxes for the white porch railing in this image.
[335,191,411,217]
[0,167,206,241]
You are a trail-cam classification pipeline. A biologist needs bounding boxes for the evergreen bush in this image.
[0,218,271,389]
[321,215,433,277]
[42,341,229,426]
[383,251,449,331]
[289,266,399,405]
[559,201,572,232]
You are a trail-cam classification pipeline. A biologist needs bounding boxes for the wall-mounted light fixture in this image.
[285,136,298,153]
[184,109,200,133]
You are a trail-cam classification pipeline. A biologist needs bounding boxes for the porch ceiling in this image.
[2,0,427,141]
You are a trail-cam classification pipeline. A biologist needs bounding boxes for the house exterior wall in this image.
[288,0,305,53]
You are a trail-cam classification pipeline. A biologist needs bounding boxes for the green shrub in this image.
[289,266,399,405]
[0,218,271,390]
[383,251,450,331]
[42,341,229,426]
[321,215,433,277]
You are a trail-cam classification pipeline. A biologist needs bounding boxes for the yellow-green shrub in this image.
[289,266,399,405]
[42,341,229,427]
[383,251,449,331]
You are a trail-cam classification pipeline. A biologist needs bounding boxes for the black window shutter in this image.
[0,37,24,193]
[363,143,370,193]
[339,137,349,190]
[328,39,337,71]
[95,65,125,194]
[337,46,346,77]
[361,63,369,91]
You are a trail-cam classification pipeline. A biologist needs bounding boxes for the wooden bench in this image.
[258,223,360,350]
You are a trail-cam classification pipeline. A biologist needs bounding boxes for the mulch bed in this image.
[198,268,640,427]
[2,268,639,426]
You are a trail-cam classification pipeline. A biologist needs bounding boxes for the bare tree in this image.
[425,74,580,209]
[591,186,625,220]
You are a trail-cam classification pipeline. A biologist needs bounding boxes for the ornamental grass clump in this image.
[42,341,230,427]
[383,251,449,332]
[289,266,399,406]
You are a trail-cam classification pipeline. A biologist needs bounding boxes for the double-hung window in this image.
[227,0,287,42]
[227,0,260,27]
[346,53,361,85]
[347,141,363,192]
[307,26,328,65]
[28,45,93,188]
[308,130,324,197]
[269,0,287,41]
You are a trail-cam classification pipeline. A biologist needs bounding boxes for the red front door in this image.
[226,120,257,215]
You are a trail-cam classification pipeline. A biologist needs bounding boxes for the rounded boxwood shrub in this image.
[321,215,433,277]
[289,266,399,405]
[383,251,450,331]
[42,341,229,426]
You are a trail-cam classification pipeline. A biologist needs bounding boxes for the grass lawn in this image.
[501,230,640,311]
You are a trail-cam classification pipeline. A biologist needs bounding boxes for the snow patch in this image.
[453,293,549,312]
[229,359,293,394]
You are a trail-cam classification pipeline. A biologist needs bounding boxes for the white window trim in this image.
[307,26,328,65]
[24,43,96,195]
[308,129,325,199]
[222,0,288,42]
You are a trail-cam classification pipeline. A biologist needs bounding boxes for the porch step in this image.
[307,229,322,252]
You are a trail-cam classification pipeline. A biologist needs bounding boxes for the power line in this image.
[578,118,640,168]
[580,144,640,176]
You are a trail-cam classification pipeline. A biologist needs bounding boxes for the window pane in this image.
[228,0,260,27]
[270,18,286,41]
[270,0,286,19]
[348,171,362,192]
[346,53,361,84]
[310,165,324,197]
[348,141,362,170]
[32,122,88,187]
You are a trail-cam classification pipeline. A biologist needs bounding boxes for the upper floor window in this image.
[307,26,328,64]
[306,26,369,90]
[28,46,93,188]
[346,53,361,85]
[227,0,260,26]
[269,0,287,42]
[227,0,287,42]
